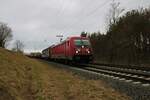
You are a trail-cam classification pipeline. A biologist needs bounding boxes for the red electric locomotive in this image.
[42,35,93,63]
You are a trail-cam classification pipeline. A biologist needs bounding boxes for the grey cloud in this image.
[0,0,149,52]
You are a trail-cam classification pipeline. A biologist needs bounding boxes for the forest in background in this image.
[89,8,150,65]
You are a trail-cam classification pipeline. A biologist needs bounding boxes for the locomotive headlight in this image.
[75,48,80,54]
[86,49,90,53]
[76,51,79,53]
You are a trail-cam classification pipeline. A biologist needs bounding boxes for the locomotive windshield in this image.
[74,39,90,46]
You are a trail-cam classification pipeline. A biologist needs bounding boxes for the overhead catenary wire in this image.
[56,0,66,17]
[62,0,111,33]
[58,0,95,32]
[84,0,110,16]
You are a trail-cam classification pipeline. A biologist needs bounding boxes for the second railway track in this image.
[38,58,150,85]
[75,64,150,85]
[40,60,150,100]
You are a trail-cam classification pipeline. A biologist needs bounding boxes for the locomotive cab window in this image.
[74,39,90,47]
[82,40,91,46]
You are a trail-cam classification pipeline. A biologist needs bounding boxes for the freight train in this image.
[42,34,93,63]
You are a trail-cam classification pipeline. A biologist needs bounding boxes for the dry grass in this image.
[0,48,130,100]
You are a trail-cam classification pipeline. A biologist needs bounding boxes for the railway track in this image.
[36,58,150,85]
[93,62,150,72]
[39,60,150,100]
[76,64,150,85]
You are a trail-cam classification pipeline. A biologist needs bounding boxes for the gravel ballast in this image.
[48,61,150,100]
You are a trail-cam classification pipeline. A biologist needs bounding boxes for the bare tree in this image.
[106,0,125,27]
[0,22,12,48]
[105,0,125,62]
[12,40,24,53]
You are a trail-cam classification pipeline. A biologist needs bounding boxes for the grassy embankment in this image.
[0,48,130,100]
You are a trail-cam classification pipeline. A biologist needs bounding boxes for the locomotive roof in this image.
[42,36,89,51]
[61,36,88,43]
[42,45,55,51]
[67,36,88,39]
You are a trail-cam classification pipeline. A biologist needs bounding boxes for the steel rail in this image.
[92,63,150,72]
[77,64,150,84]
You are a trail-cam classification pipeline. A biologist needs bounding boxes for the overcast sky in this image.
[0,0,149,53]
